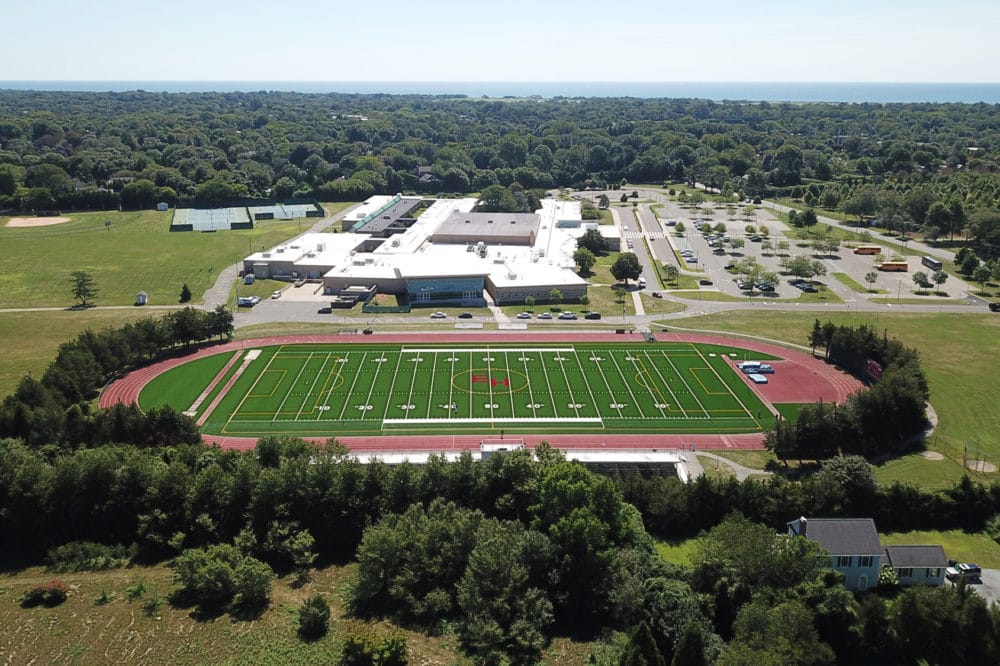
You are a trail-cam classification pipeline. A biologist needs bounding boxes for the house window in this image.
[836,556,852,567]
[927,568,940,578]
[899,567,913,578]
[858,556,874,568]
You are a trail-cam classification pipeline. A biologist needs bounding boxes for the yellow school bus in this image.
[878,262,909,272]
[853,245,882,255]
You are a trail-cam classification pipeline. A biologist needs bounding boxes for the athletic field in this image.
[142,342,778,437]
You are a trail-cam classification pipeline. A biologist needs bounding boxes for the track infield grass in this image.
[141,342,779,438]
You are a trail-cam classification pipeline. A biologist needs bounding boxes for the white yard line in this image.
[660,351,711,418]
[334,352,367,421]
[299,352,333,420]
[273,352,314,422]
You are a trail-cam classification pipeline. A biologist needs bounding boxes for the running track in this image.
[100,332,864,452]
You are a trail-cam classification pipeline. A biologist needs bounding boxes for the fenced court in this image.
[181,342,777,438]
[170,207,252,231]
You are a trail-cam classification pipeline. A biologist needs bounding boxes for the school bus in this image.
[853,245,882,255]
[878,262,909,272]
[921,256,943,271]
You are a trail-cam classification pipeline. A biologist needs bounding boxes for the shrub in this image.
[142,594,164,617]
[125,580,147,601]
[297,594,331,640]
[46,541,135,573]
[95,587,115,606]
[339,623,408,666]
[20,579,69,607]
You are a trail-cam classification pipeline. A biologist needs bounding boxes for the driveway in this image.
[963,568,1000,606]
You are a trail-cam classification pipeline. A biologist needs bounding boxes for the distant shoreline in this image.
[1,81,999,103]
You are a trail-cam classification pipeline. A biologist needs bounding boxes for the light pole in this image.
[897,279,902,304]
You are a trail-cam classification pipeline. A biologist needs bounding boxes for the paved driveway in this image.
[965,568,1000,606]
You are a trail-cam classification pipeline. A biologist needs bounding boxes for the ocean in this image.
[0,81,998,103]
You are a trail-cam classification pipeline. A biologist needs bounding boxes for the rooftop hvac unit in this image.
[316,243,325,252]
[391,239,400,247]
[276,248,284,253]
[262,253,271,258]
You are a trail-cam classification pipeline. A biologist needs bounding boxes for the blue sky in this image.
[3,0,996,81]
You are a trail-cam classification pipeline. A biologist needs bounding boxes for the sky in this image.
[2,0,997,82]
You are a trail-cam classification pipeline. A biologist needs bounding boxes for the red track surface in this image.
[101,332,863,452]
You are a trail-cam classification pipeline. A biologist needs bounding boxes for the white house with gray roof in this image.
[788,517,883,591]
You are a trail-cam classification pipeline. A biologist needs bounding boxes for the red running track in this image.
[101,332,864,452]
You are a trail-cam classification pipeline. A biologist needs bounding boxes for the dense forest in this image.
[1,90,1000,249]
[5,439,1000,664]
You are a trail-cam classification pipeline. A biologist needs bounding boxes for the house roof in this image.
[884,545,947,568]
[792,518,882,556]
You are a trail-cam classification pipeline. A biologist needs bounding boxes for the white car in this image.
[516,312,532,319]
[430,311,447,319]
[271,290,282,299]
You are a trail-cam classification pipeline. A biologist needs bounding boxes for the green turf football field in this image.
[146,342,779,437]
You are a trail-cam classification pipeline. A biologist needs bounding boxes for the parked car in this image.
[750,235,762,242]
[271,290,282,299]
[651,292,662,298]
[537,312,553,319]
[584,312,602,320]
[713,247,726,255]
[699,279,713,286]
[458,312,473,319]
[685,257,698,263]
[558,311,578,320]
[801,285,819,293]
[516,312,532,319]
[990,302,1000,312]
[430,311,447,319]
[724,262,736,270]
[317,306,332,314]
[946,563,982,581]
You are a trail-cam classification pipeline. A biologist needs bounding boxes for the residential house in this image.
[884,545,947,586]
[788,517,882,591]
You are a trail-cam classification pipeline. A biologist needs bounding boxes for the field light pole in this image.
[897,279,902,304]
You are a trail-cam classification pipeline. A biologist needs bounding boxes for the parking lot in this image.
[645,197,975,302]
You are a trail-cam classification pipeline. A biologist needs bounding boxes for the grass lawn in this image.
[0,205,351,308]
[880,530,1000,568]
[868,297,970,305]
[0,309,160,398]
[655,538,700,566]
[699,456,737,479]
[711,449,778,470]
[771,198,858,225]
[660,310,1000,482]
[667,290,746,302]
[873,454,984,491]
[639,294,687,315]
[832,272,881,294]
[156,341,776,439]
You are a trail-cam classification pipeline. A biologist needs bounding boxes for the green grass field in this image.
[142,342,777,438]
[0,205,351,308]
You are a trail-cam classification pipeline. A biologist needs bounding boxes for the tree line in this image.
[2,90,1000,253]
[764,322,929,460]
[0,306,232,447]
[5,439,1000,663]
